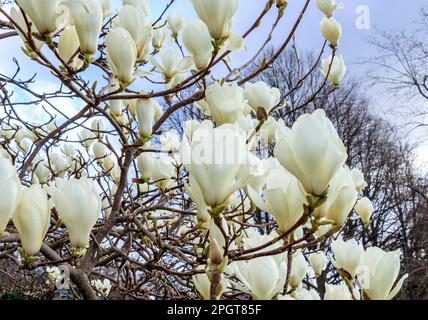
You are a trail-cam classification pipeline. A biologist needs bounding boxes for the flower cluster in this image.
[0,0,406,300]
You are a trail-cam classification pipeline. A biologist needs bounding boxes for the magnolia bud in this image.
[191,0,239,40]
[13,184,50,256]
[16,0,61,35]
[106,27,138,85]
[59,26,83,70]
[63,0,103,55]
[0,158,21,237]
[309,252,327,276]
[183,20,214,70]
[209,238,224,266]
[92,141,106,161]
[167,12,185,36]
[136,99,163,138]
[354,197,374,225]
[320,17,342,46]
[54,177,102,249]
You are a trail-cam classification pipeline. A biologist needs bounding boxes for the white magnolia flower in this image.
[360,247,408,300]
[289,251,309,289]
[136,99,163,138]
[10,6,44,50]
[317,166,359,226]
[324,283,353,300]
[321,55,347,86]
[193,270,228,300]
[167,12,185,36]
[244,81,281,117]
[350,168,368,194]
[274,109,347,196]
[149,49,193,82]
[182,20,214,70]
[123,0,149,16]
[92,279,112,297]
[106,27,137,85]
[316,0,344,18]
[13,184,50,256]
[191,0,238,40]
[233,255,286,300]
[331,237,364,279]
[320,17,342,46]
[354,197,374,225]
[152,24,168,51]
[62,0,104,55]
[59,25,83,70]
[205,82,246,125]
[181,123,249,208]
[116,4,152,61]
[248,167,307,233]
[54,177,102,249]
[309,251,327,276]
[16,0,63,35]
[0,158,21,237]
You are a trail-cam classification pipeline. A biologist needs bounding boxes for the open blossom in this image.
[244,81,281,118]
[205,82,247,125]
[233,255,286,300]
[321,55,347,86]
[149,49,193,82]
[331,237,364,279]
[274,109,347,196]
[248,167,307,233]
[92,279,112,297]
[116,4,152,61]
[316,0,344,18]
[181,123,248,208]
[360,247,408,300]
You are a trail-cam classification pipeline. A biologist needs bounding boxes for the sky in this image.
[1,0,427,170]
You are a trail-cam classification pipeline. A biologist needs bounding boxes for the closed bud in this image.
[320,17,342,46]
[54,177,102,249]
[167,12,185,36]
[0,158,21,237]
[354,197,374,225]
[209,238,224,266]
[106,27,137,85]
[62,0,103,55]
[13,184,50,256]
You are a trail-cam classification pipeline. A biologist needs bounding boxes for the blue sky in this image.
[1,0,427,168]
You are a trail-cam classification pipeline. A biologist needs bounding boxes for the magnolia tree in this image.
[0,0,408,300]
